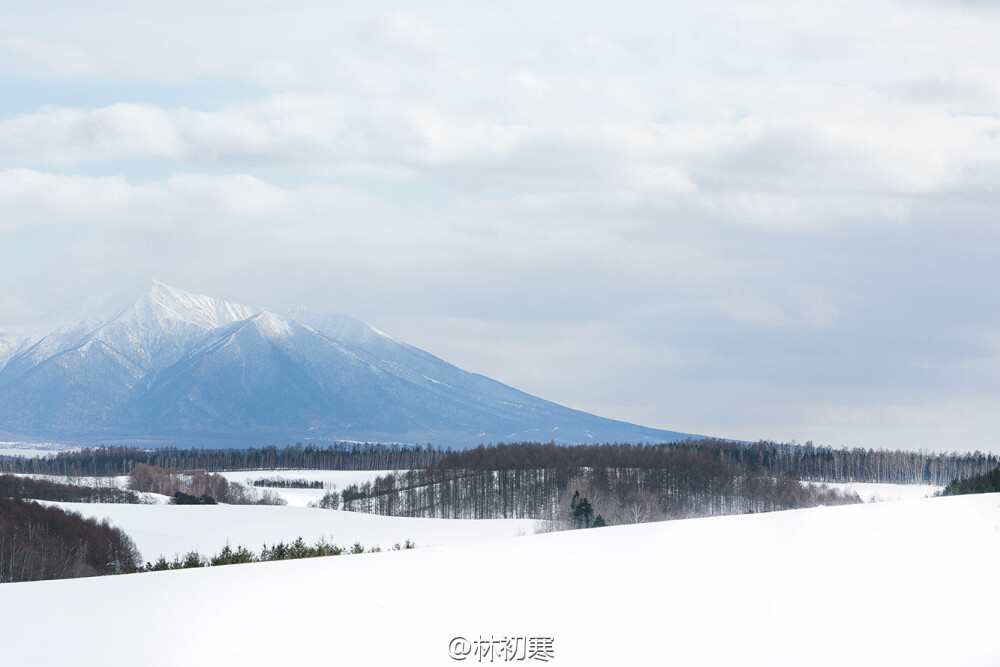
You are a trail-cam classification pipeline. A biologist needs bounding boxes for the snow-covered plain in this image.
[217,469,401,506]
[2,493,997,666]
[47,501,541,562]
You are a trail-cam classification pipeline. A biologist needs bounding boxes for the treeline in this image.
[941,467,1000,496]
[0,497,142,583]
[336,448,861,523]
[128,464,285,505]
[0,474,142,504]
[0,443,442,476]
[144,537,415,572]
[433,441,1000,486]
[699,440,997,485]
[2,440,994,486]
[251,477,324,489]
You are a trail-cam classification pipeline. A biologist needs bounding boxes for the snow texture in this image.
[1,494,998,666]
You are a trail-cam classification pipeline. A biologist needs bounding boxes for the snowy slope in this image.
[0,332,29,368]
[2,494,997,666]
[90,279,257,375]
[45,501,540,562]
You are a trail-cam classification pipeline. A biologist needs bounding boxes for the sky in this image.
[2,0,999,453]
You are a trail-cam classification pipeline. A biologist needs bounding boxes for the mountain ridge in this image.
[0,282,700,448]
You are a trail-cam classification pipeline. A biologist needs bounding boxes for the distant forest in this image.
[0,442,439,476]
[4,440,997,527]
[2,439,995,486]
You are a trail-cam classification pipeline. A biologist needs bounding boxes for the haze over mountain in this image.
[0,282,696,448]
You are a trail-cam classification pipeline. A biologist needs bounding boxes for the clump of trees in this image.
[250,477,324,489]
[0,496,142,583]
[310,491,341,509]
[170,491,218,505]
[143,537,416,571]
[337,443,862,525]
[940,467,1000,496]
[0,474,143,503]
[568,490,604,529]
[128,464,285,505]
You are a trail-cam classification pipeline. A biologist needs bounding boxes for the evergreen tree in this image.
[571,493,594,528]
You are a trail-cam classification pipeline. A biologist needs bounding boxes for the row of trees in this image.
[145,537,416,571]
[251,477,324,489]
[0,443,443,476]
[0,497,142,583]
[0,474,142,504]
[433,441,999,486]
[2,440,996,485]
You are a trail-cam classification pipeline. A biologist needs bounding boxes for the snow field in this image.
[46,501,543,562]
[1,493,997,666]
[216,469,402,506]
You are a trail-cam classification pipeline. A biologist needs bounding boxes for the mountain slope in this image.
[93,279,257,376]
[0,283,698,448]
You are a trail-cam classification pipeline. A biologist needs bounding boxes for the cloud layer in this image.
[2,0,1000,451]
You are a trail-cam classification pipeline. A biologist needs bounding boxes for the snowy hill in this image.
[2,493,997,666]
[43,500,541,562]
[0,282,696,448]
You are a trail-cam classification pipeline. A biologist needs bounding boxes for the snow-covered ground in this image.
[217,469,401,506]
[1,493,997,666]
[803,480,942,502]
[46,501,542,562]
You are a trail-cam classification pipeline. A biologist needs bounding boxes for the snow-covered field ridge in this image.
[1,493,997,666]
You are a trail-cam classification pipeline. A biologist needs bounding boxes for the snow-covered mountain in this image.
[0,282,697,448]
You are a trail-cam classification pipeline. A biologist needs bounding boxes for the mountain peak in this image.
[137,281,257,330]
[250,310,293,340]
[0,282,700,448]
